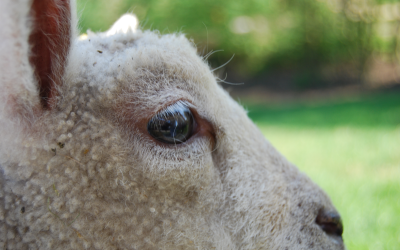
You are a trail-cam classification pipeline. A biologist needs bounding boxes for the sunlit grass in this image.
[243,91,400,250]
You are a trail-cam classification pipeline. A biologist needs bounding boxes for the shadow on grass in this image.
[243,91,400,129]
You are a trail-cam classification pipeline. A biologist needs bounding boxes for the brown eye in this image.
[147,101,196,144]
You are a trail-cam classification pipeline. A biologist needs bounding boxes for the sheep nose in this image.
[316,209,343,237]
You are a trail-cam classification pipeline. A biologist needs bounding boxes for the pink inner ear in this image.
[29,0,71,109]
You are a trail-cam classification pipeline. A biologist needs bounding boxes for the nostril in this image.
[316,209,343,237]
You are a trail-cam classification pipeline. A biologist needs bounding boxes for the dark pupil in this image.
[147,104,194,144]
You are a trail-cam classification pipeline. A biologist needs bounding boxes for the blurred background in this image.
[77,0,400,249]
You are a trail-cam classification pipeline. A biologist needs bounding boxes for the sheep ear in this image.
[29,0,74,109]
[106,14,139,36]
[0,0,74,124]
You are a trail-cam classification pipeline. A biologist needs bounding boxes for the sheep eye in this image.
[147,101,195,144]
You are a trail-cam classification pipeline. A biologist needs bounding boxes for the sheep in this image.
[0,0,345,249]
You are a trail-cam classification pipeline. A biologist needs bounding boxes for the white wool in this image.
[0,2,345,250]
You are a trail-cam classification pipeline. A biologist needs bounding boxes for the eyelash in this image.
[150,100,193,123]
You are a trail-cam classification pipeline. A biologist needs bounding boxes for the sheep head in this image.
[0,0,345,249]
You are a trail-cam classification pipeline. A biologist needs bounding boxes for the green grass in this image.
[242,91,400,250]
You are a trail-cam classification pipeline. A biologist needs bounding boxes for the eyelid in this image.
[152,100,194,118]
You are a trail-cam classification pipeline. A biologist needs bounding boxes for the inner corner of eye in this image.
[147,101,195,144]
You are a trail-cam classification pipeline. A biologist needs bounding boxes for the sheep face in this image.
[0,1,345,250]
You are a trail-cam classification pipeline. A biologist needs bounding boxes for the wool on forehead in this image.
[66,30,207,91]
